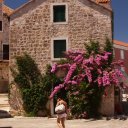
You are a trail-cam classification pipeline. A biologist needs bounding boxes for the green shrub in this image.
[11,54,59,116]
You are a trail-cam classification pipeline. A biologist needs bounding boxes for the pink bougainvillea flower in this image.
[49,50,126,98]
[58,64,70,69]
[64,63,77,83]
[89,55,94,64]
[51,64,57,73]
[97,69,102,74]
[72,91,79,95]
[95,56,102,65]
[97,77,102,86]
[74,54,83,62]
[71,80,77,85]
[102,71,110,86]
[85,68,92,83]
[49,84,64,99]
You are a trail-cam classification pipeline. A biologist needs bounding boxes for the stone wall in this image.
[99,86,114,116]
[0,62,9,93]
[10,0,112,115]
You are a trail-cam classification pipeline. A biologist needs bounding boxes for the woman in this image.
[55,97,68,128]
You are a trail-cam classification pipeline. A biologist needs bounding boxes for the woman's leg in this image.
[60,117,66,128]
[57,117,61,128]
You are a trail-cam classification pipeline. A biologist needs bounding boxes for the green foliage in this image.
[68,80,104,118]
[104,38,113,65]
[11,54,59,116]
[84,40,100,57]
[68,38,113,118]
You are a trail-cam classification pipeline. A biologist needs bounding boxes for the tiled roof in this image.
[113,40,128,47]
[96,0,110,3]
[11,0,111,17]
[3,5,14,16]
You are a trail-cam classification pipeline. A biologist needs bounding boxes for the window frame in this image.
[51,3,68,24]
[51,37,68,60]
[2,43,9,61]
[120,49,124,59]
[113,48,115,57]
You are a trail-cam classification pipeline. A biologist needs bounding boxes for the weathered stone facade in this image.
[10,0,113,115]
[0,1,12,93]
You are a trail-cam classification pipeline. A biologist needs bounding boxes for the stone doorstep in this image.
[0,98,9,102]
[0,93,9,104]
[0,104,10,112]
[0,93,10,112]
[0,104,10,107]
[0,93,8,97]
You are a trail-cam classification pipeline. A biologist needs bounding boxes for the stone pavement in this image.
[0,117,128,128]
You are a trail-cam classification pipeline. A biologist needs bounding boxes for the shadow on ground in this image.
[0,127,12,128]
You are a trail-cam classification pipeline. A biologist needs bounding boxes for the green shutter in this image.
[54,40,66,58]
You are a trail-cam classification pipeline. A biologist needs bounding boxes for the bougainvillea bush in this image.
[49,49,126,118]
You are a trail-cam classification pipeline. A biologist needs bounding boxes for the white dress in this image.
[57,113,67,118]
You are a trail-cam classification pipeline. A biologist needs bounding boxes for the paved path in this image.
[0,117,128,128]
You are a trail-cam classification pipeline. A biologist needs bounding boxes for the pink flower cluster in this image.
[49,84,64,99]
[102,71,110,86]
[51,64,57,73]
[85,68,92,83]
[49,50,125,99]
[64,63,77,83]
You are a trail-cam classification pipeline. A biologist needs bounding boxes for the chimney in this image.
[96,0,110,3]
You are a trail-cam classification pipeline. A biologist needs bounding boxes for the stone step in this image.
[0,93,8,97]
[0,93,10,112]
[0,98,9,104]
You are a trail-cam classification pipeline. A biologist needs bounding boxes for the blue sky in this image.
[4,0,128,43]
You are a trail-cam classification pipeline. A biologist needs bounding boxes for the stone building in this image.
[113,40,128,74]
[0,0,13,116]
[10,0,113,116]
[0,0,13,93]
[113,40,128,115]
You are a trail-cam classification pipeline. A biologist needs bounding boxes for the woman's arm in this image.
[56,101,60,107]
[61,100,68,114]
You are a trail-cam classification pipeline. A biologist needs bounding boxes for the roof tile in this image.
[96,0,110,3]
[113,40,128,47]
[0,0,3,3]
[2,5,14,16]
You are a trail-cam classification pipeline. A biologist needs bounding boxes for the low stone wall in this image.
[9,84,25,116]
[0,62,9,93]
[99,86,114,116]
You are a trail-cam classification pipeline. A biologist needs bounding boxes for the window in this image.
[52,39,67,59]
[53,5,66,22]
[3,44,9,60]
[0,21,2,31]
[120,49,124,59]
[51,3,68,23]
